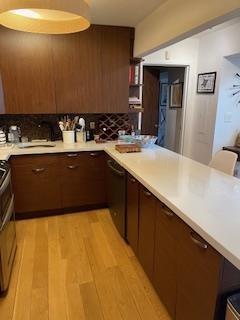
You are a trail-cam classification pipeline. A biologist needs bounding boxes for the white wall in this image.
[144,38,199,158]
[212,57,240,154]
[144,20,240,165]
[193,21,240,164]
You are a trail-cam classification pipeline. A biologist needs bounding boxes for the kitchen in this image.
[1,1,240,320]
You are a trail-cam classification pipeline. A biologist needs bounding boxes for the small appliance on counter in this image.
[0,160,17,294]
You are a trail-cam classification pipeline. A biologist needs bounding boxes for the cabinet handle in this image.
[67,153,78,158]
[32,168,45,174]
[67,165,79,170]
[143,190,151,197]
[162,207,174,217]
[90,152,98,157]
[190,232,208,249]
[130,177,136,183]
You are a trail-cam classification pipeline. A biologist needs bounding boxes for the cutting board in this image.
[115,144,141,153]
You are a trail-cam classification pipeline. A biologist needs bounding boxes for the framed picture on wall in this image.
[197,72,217,94]
[160,83,169,106]
[169,83,183,108]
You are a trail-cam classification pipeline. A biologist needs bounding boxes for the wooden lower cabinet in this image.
[126,174,139,255]
[11,154,61,213]
[175,220,223,320]
[126,182,240,320]
[138,184,157,281]
[10,151,107,216]
[153,202,178,319]
[59,151,106,208]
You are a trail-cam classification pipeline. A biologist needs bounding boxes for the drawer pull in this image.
[32,168,45,174]
[162,208,174,217]
[130,177,136,183]
[190,232,208,249]
[90,152,98,157]
[67,153,78,158]
[143,190,151,197]
[67,165,78,170]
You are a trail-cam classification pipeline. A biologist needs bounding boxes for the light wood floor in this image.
[0,209,171,320]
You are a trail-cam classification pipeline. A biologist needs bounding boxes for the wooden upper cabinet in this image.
[0,27,56,114]
[100,26,131,113]
[52,25,103,113]
[0,25,132,114]
[52,25,132,114]
[0,73,5,114]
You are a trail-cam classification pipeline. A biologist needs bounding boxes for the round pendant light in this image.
[0,0,91,34]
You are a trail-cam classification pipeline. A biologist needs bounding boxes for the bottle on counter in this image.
[8,125,21,144]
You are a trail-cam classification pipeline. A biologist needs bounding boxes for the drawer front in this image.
[60,151,106,180]
[11,154,58,166]
[175,220,222,320]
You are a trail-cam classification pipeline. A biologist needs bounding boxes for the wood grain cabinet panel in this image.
[10,155,61,214]
[138,185,157,281]
[52,25,132,114]
[0,27,56,114]
[59,151,107,208]
[175,220,223,320]
[52,26,103,113]
[153,203,179,319]
[100,26,130,113]
[126,174,139,255]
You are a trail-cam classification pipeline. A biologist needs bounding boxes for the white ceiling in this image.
[90,0,166,27]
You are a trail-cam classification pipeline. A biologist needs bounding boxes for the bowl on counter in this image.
[118,135,157,148]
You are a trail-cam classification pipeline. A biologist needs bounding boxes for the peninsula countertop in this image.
[1,141,240,270]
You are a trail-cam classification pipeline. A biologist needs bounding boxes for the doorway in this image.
[141,65,187,154]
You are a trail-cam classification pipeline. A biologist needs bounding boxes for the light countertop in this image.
[1,141,240,270]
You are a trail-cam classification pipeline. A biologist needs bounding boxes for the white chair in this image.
[209,150,238,176]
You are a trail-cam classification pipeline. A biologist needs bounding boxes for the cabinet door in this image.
[11,155,61,214]
[0,27,56,114]
[101,26,130,113]
[138,185,157,280]
[52,25,102,113]
[126,174,139,255]
[175,220,222,320]
[60,152,107,208]
[154,203,178,318]
[0,73,5,114]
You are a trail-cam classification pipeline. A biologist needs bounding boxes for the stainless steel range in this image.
[0,160,17,294]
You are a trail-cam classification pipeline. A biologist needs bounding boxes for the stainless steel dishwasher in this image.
[107,157,126,238]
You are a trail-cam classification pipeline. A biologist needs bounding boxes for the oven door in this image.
[0,170,12,223]
[0,196,17,292]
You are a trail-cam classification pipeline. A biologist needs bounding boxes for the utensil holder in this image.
[62,131,75,144]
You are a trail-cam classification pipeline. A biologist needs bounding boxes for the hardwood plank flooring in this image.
[0,209,171,320]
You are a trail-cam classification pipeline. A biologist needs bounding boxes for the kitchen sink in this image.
[17,142,56,149]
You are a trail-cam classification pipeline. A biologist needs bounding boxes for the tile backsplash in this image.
[0,113,139,141]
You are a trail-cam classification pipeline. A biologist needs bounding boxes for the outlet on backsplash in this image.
[0,113,139,142]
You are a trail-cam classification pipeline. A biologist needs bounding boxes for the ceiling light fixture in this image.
[0,0,91,34]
